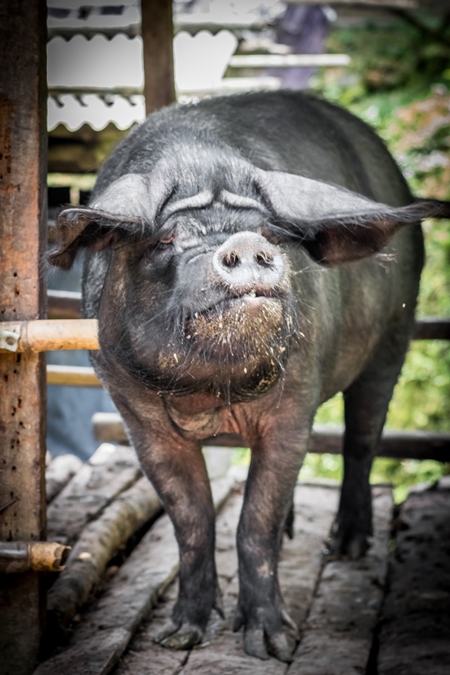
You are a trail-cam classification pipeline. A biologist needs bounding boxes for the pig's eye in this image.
[159,233,175,245]
[142,233,175,261]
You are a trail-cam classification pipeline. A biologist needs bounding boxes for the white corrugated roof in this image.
[47,30,243,130]
[46,1,288,131]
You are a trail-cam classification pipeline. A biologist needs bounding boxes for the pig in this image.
[49,91,449,662]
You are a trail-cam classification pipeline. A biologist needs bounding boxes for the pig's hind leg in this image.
[329,329,412,559]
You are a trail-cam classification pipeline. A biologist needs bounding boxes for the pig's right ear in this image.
[48,173,171,269]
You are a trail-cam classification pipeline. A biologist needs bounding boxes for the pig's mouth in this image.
[183,291,292,363]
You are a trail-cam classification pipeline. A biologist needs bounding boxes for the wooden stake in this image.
[0,1,47,671]
[141,0,176,114]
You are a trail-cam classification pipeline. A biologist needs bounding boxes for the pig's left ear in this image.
[255,170,449,265]
[48,173,171,269]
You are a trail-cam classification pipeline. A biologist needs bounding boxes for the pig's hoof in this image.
[233,608,296,662]
[243,628,293,662]
[326,529,370,560]
[152,619,202,650]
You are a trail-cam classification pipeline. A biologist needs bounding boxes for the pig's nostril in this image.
[255,251,274,267]
[222,251,240,268]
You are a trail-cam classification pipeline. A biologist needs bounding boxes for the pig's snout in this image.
[212,232,285,292]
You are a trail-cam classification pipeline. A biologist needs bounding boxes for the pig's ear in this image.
[48,173,171,269]
[255,170,446,265]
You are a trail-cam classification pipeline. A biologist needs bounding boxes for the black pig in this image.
[49,91,449,662]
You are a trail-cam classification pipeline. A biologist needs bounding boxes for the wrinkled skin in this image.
[49,92,450,662]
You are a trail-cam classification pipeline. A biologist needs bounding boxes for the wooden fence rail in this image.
[91,413,450,462]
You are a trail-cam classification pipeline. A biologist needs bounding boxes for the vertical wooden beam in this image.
[141,0,176,114]
[0,1,47,673]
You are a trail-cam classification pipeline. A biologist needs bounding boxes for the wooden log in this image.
[47,365,101,387]
[47,290,81,320]
[47,444,142,547]
[46,476,162,635]
[0,319,99,352]
[35,474,236,675]
[289,486,393,674]
[46,454,83,504]
[309,425,450,461]
[0,542,71,574]
[141,0,175,114]
[0,0,47,672]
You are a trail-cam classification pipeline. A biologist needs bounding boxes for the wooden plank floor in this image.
[35,449,450,674]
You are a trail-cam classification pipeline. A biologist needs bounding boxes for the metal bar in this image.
[141,0,176,114]
[2,316,448,356]
[0,0,47,672]
[0,320,99,353]
[0,542,71,574]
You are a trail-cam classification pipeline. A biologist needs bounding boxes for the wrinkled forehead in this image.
[156,146,271,238]
[161,198,270,246]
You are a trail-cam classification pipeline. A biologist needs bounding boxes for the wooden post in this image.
[0,1,47,673]
[141,0,176,114]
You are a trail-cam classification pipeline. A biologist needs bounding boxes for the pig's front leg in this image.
[234,427,308,662]
[118,405,221,649]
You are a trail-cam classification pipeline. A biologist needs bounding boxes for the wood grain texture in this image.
[141,0,176,114]
[0,0,47,672]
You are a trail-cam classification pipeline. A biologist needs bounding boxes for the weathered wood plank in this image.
[377,484,450,675]
[47,444,141,547]
[34,475,236,675]
[0,0,47,672]
[46,454,83,503]
[179,484,339,674]
[289,486,393,674]
[116,483,338,674]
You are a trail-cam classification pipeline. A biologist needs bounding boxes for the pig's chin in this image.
[184,296,286,359]
[115,295,294,401]
[147,296,290,397]
[166,295,292,400]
